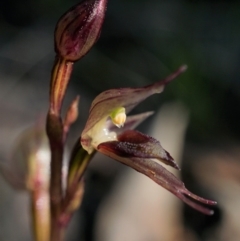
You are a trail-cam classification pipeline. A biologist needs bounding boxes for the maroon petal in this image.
[104,129,180,170]
[98,142,217,215]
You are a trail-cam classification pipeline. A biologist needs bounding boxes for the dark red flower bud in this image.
[55,0,108,61]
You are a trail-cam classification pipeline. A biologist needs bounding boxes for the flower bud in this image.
[55,0,108,61]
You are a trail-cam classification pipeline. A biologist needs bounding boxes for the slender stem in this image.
[47,113,64,241]
[31,189,50,241]
[46,55,74,241]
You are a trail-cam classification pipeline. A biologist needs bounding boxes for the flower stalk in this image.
[46,0,108,240]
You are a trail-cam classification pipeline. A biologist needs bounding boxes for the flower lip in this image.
[98,141,217,215]
[115,130,180,170]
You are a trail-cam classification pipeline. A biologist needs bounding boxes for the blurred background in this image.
[0,0,240,240]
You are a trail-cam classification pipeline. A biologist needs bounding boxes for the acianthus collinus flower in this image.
[81,65,217,215]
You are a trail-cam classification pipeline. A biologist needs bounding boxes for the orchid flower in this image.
[80,65,216,215]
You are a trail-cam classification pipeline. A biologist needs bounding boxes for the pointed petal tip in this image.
[180,64,188,72]
[180,188,217,215]
[167,157,180,171]
[197,205,216,216]
[174,163,181,171]
[194,205,215,216]
[160,65,188,87]
[184,190,217,206]
[177,191,217,215]
[209,210,214,215]
[163,150,180,170]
